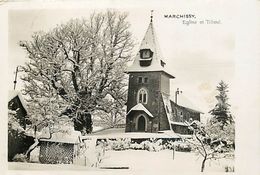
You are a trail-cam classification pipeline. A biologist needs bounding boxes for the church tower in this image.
[125,13,175,133]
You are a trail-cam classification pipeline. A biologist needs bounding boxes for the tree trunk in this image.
[74,112,93,135]
[25,130,53,160]
[201,157,207,172]
[25,138,39,160]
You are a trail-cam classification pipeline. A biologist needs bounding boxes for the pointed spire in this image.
[126,11,175,79]
[150,10,154,23]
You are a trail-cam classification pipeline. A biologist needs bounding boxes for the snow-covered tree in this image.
[20,11,134,135]
[8,109,25,137]
[8,109,30,161]
[186,120,235,172]
[94,105,126,128]
[209,81,233,126]
[94,86,127,128]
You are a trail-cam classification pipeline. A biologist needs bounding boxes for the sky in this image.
[7,3,241,121]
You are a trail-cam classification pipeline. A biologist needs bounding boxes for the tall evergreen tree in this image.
[209,80,233,125]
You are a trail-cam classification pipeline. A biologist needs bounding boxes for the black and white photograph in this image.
[1,0,260,175]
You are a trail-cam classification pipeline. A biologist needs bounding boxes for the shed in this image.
[8,91,34,161]
[39,130,81,164]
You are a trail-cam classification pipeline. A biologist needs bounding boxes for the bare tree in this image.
[186,120,235,172]
[94,106,126,128]
[20,11,134,135]
[94,84,127,128]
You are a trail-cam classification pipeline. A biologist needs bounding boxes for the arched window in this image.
[137,88,148,104]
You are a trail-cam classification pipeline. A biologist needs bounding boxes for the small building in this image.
[170,95,203,134]
[39,130,81,164]
[8,91,34,161]
[125,15,203,135]
[8,91,30,129]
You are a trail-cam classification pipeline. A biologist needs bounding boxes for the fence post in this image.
[172,145,175,160]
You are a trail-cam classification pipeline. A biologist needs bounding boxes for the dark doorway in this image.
[137,115,146,132]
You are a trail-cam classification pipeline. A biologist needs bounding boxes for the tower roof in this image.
[127,19,175,78]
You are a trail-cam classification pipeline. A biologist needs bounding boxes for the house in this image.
[8,91,34,161]
[125,15,203,135]
[8,91,30,129]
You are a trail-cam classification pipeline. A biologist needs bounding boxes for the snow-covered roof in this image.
[8,90,28,112]
[139,21,164,62]
[127,103,154,118]
[170,94,204,114]
[170,121,189,127]
[126,21,175,78]
[40,130,82,144]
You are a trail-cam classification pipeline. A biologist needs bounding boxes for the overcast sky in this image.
[8,4,239,119]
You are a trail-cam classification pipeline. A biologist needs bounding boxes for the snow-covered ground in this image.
[100,150,234,173]
[9,150,234,174]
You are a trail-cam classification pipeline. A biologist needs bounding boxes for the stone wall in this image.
[126,71,172,133]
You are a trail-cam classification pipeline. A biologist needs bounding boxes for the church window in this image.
[139,93,143,103]
[138,77,148,84]
[144,77,148,83]
[137,88,148,104]
[138,77,143,83]
[143,93,147,103]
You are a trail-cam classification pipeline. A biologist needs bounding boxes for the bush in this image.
[105,138,164,152]
[107,138,131,151]
[166,140,191,152]
[12,153,27,162]
[105,138,191,152]
[142,139,163,152]
[130,142,144,150]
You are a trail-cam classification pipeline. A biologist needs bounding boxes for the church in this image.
[125,15,203,135]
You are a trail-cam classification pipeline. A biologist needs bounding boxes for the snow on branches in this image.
[20,11,134,134]
[8,109,25,134]
[186,120,235,172]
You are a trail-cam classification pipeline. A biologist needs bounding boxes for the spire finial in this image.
[150,10,154,23]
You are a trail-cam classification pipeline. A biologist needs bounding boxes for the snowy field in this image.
[9,150,234,174]
[100,150,234,173]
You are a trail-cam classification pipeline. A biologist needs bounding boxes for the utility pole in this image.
[175,88,182,104]
[13,66,19,90]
